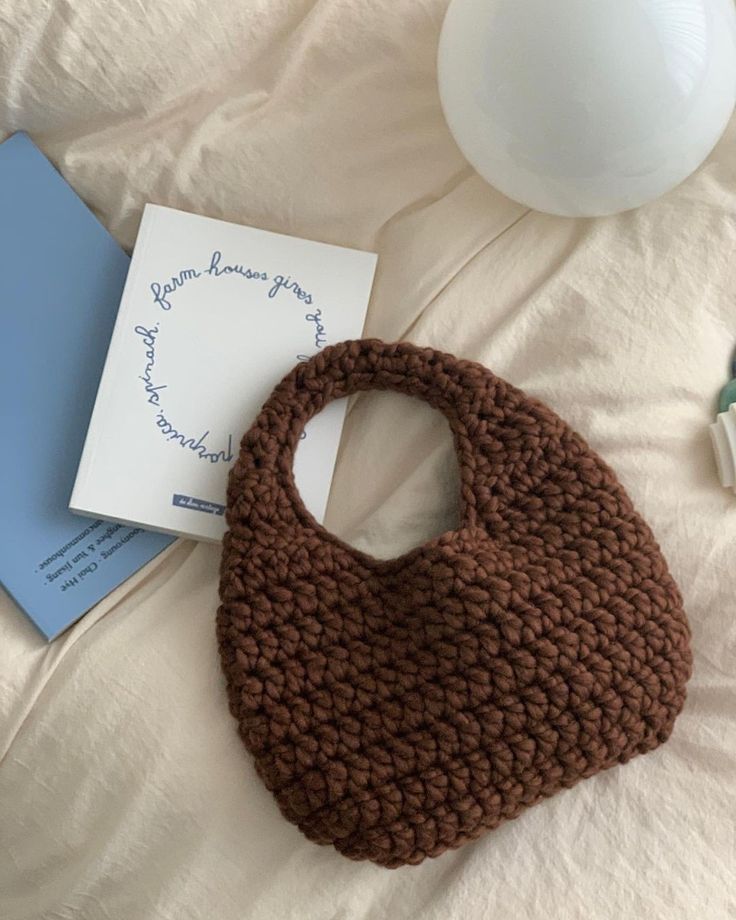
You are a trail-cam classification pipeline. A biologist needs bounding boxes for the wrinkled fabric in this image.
[0,1,734,918]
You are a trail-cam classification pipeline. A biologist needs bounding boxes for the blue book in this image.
[0,132,174,640]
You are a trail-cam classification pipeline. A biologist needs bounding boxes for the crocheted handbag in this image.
[217,339,692,868]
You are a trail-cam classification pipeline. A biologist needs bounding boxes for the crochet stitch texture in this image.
[217,339,692,868]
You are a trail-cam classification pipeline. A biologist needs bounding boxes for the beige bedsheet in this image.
[1,1,735,918]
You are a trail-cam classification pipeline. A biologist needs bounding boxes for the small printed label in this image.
[172,494,226,516]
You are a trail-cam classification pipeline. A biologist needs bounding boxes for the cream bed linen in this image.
[1,1,735,918]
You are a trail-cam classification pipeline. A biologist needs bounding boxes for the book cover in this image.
[0,133,175,640]
[70,204,377,542]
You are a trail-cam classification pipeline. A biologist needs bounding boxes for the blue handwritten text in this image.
[154,413,234,464]
[205,250,268,281]
[151,267,201,310]
[269,274,313,305]
[305,309,326,348]
[134,324,167,406]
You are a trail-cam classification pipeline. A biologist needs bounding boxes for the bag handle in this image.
[235,340,513,532]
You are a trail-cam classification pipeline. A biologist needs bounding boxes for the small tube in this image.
[710,410,736,489]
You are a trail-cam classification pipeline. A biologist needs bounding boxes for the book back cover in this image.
[0,133,174,639]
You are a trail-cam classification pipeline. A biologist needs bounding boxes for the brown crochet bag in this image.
[217,339,692,868]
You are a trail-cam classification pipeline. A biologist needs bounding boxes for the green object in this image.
[718,378,736,413]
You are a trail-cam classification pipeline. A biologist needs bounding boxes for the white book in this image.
[71,204,377,542]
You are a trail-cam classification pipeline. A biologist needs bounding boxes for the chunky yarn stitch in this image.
[217,339,692,868]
